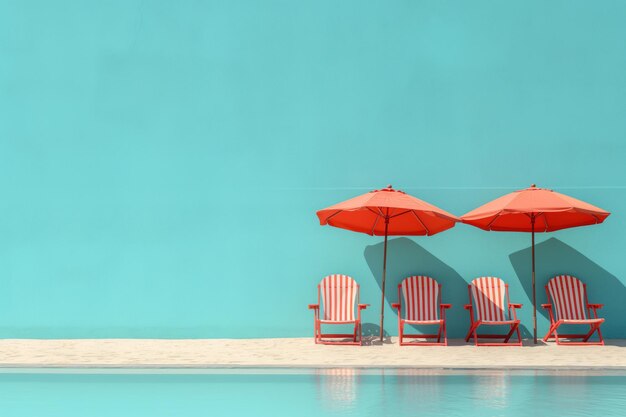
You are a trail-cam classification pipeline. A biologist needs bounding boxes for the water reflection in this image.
[314,368,358,413]
[307,369,626,417]
[471,371,508,410]
[394,369,442,408]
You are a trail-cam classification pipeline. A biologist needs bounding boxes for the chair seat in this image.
[480,319,519,325]
[402,319,443,325]
[560,318,604,325]
[319,319,358,324]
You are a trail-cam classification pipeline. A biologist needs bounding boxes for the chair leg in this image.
[543,320,605,345]
[582,323,603,343]
[473,325,479,346]
[465,322,480,344]
[465,322,477,342]
[503,324,517,343]
[317,321,322,343]
[506,323,522,345]
[596,326,605,345]
[396,321,448,346]
[543,322,558,342]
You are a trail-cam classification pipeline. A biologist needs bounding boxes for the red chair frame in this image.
[308,275,368,346]
[464,277,522,346]
[542,275,604,346]
[391,276,451,346]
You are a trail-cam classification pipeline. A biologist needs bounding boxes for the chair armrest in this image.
[308,304,319,310]
[464,304,472,310]
[509,303,522,309]
[588,303,604,309]
[541,303,552,309]
[358,304,369,310]
[440,304,452,309]
[391,303,401,309]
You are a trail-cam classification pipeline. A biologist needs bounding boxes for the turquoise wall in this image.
[1,1,625,339]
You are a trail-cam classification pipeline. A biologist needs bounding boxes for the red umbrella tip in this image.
[374,185,400,193]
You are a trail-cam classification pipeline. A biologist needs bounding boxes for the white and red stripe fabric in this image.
[465,277,521,346]
[320,274,358,323]
[547,275,588,322]
[400,276,440,322]
[470,277,508,322]
[394,276,449,345]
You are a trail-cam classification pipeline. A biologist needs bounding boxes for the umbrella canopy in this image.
[461,184,610,343]
[317,185,458,236]
[461,185,610,232]
[317,185,459,341]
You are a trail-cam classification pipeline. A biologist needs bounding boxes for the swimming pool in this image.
[0,369,624,416]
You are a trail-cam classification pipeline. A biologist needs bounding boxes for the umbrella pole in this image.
[379,219,389,343]
[530,216,537,344]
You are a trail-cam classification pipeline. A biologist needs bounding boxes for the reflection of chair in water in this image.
[543,373,591,409]
[314,368,358,411]
[472,372,508,410]
[393,371,442,414]
[543,275,605,345]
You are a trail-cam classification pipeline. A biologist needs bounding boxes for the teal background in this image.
[1,1,625,338]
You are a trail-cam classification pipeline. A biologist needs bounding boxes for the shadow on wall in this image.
[509,237,626,338]
[364,237,470,338]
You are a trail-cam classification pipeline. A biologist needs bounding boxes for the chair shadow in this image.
[364,237,470,339]
[509,237,626,339]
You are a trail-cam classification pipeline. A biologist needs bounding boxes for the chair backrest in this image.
[546,275,588,321]
[399,276,440,321]
[319,274,358,321]
[469,277,508,322]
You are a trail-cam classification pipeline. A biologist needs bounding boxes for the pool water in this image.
[0,369,624,417]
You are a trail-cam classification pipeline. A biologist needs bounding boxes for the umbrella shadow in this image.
[509,237,626,338]
[361,323,392,345]
[364,237,469,338]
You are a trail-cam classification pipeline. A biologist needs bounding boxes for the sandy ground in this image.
[0,338,624,369]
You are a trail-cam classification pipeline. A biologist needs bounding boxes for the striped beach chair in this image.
[464,277,522,346]
[391,276,451,346]
[308,275,369,345]
[542,275,604,345]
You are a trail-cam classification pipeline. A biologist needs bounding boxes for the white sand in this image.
[0,338,624,369]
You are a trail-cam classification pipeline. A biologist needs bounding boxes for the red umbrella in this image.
[461,184,610,343]
[317,185,459,342]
